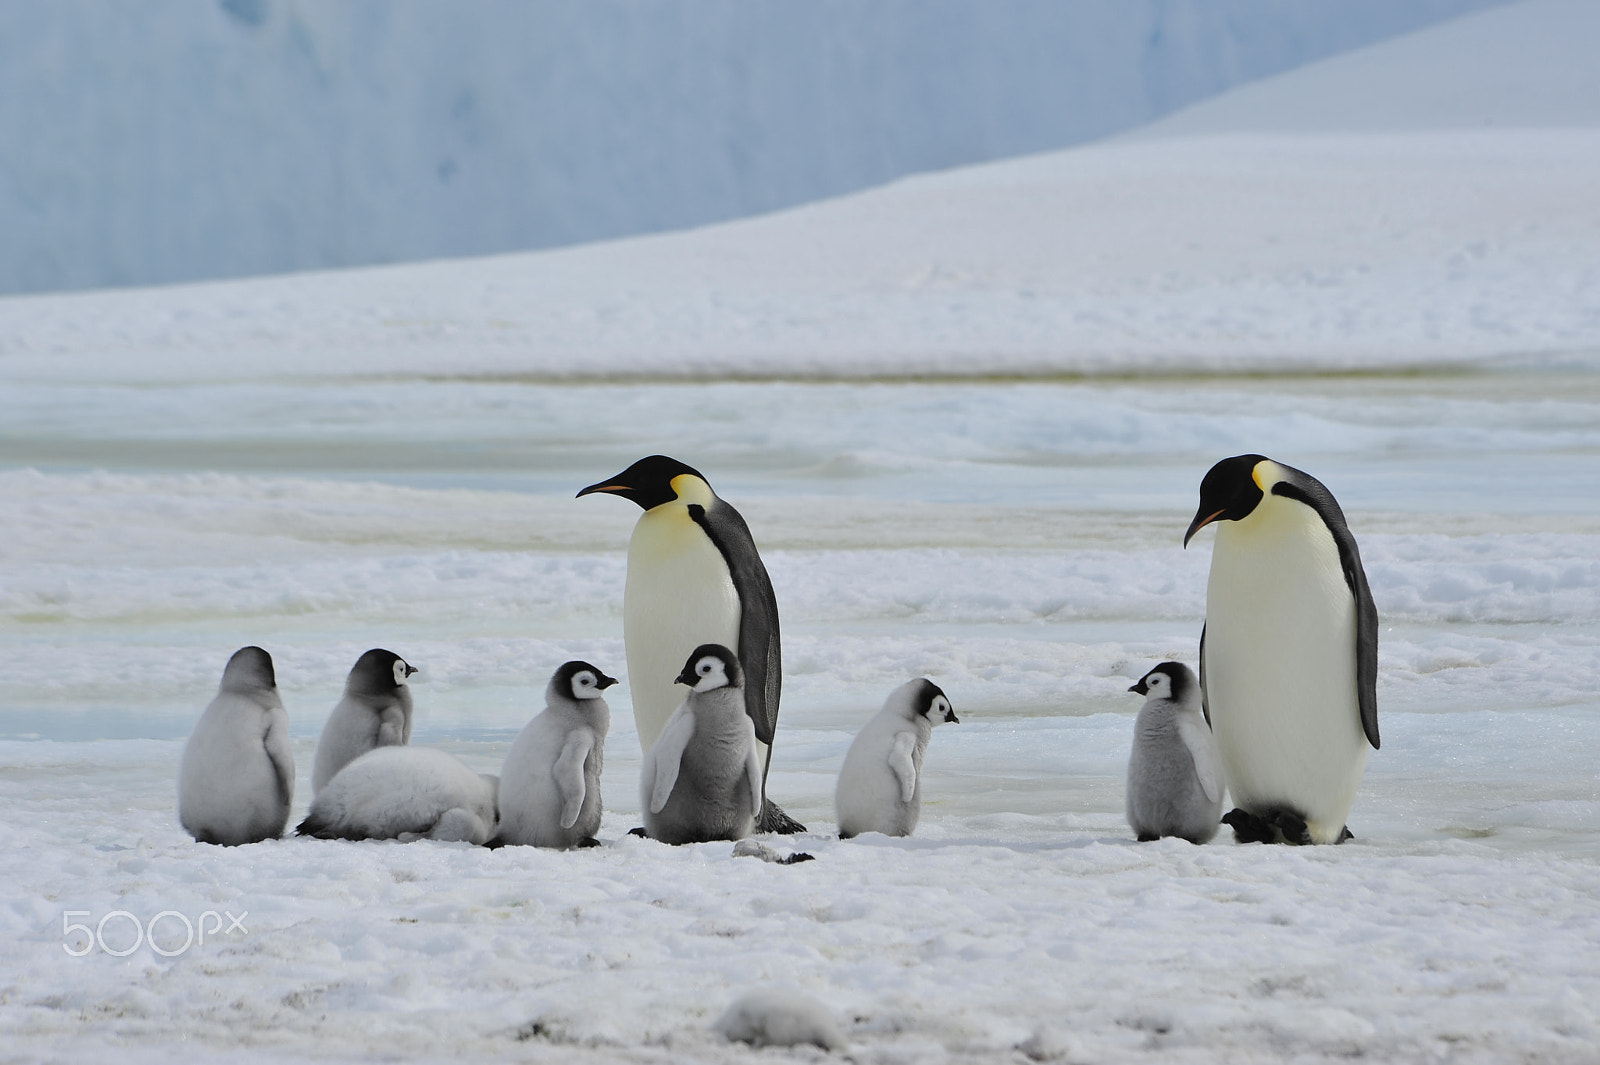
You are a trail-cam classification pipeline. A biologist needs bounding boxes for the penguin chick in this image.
[640,645,764,845]
[835,679,958,839]
[297,746,499,845]
[312,649,417,794]
[178,646,294,846]
[1125,662,1224,844]
[495,661,617,849]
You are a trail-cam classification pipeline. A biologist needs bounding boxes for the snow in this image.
[712,988,846,1051]
[4,1,1600,1062]
[0,0,1502,295]
[4,2,1598,379]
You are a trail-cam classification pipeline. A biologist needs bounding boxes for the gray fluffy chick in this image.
[1126,662,1225,844]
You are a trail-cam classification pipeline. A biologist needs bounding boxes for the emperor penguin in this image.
[312,648,417,794]
[495,660,617,849]
[640,645,764,845]
[1185,454,1379,845]
[835,678,958,839]
[578,455,804,834]
[178,646,294,846]
[296,746,499,845]
[1125,662,1224,844]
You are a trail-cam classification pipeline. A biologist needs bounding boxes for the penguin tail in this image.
[755,800,807,835]
[295,814,339,839]
[294,812,368,840]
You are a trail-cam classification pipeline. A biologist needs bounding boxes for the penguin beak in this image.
[1183,508,1226,548]
[404,663,418,677]
[674,666,698,686]
[596,672,618,690]
[1129,678,1149,695]
[577,480,631,500]
[947,711,960,724]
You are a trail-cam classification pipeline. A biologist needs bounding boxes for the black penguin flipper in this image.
[1198,622,1210,729]
[687,500,781,748]
[1272,471,1380,751]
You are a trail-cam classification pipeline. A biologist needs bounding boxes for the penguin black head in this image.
[1184,454,1271,546]
[577,455,709,511]
[911,679,959,724]
[220,646,276,692]
[675,644,742,692]
[1129,661,1195,702]
[346,648,416,694]
[553,660,618,701]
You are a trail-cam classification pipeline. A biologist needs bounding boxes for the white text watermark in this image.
[62,910,248,957]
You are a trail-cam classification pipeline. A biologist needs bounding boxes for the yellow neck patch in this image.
[666,474,715,509]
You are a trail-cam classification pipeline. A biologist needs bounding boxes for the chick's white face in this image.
[1142,672,1171,699]
[691,655,731,692]
[924,694,957,725]
[392,659,413,686]
[569,670,606,701]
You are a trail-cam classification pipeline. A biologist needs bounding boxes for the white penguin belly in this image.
[624,505,740,752]
[1205,503,1368,843]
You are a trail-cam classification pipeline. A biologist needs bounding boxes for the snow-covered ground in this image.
[3,1,1599,1062]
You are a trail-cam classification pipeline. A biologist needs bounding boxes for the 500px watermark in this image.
[62,910,248,957]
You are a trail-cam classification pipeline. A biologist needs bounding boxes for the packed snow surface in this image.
[3,3,1600,1062]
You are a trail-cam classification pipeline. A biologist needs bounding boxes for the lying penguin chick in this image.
[640,645,763,845]
[297,746,499,844]
[312,649,417,794]
[1126,662,1224,844]
[835,678,958,839]
[179,646,295,846]
[495,661,616,849]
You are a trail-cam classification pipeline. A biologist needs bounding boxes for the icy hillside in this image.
[0,0,1503,294]
[2,0,1594,381]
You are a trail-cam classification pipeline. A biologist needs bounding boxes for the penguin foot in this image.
[482,835,507,850]
[1222,808,1275,844]
[576,836,603,849]
[1136,833,1161,843]
[1223,807,1316,845]
[1337,825,1355,844]
[778,852,815,865]
[756,801,808,835]
[627,826,649,837]
[1268,809,1315,846]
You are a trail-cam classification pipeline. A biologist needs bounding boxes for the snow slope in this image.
[2,0,1596,381]
[0,0,1502,294]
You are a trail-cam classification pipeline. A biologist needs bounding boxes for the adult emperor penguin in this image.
[312,648,417,794]
[178,646,294,846]
[1185,454,1379,845]
[835,678,959,839]
[578,455,804,834]
[495,661,616,849]
[297,746,500,845]
[1125,662,1223,844]
[640,645,764,845]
